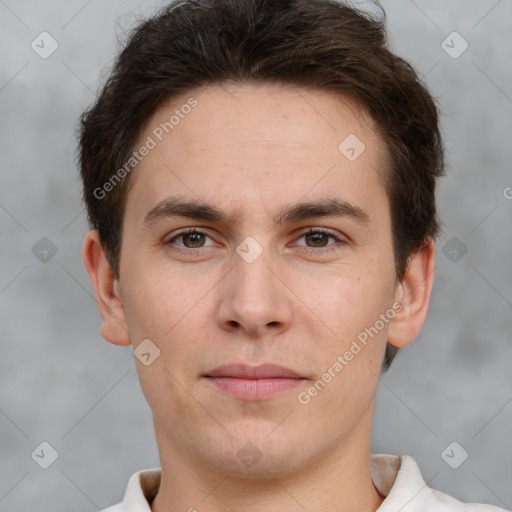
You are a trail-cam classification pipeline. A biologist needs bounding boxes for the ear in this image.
[387,238,435,348]
[82,230,131,346]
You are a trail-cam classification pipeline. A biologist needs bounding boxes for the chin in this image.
[207,449,307,480]
[199,426,314,479]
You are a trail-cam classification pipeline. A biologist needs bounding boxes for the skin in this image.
[83,82,435,512]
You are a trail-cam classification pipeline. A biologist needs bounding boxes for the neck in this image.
[150,416,384,512]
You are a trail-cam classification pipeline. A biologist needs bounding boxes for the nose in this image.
[217,244,293,338]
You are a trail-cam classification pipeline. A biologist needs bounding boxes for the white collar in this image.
[102,453,507,511]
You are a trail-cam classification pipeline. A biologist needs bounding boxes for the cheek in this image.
[121,264,215,376]
[317,265,394,342]
[304,262,394,403]
[305,288,388,417]
[135,357,208,443]
[121,263,189,337]
[121,270,210,414]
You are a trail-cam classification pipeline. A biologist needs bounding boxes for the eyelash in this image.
[165,227,346,255]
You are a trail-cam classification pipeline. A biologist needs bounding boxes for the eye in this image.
[293,228,346,252]
[164,227,347,256]
[165,228,216,251]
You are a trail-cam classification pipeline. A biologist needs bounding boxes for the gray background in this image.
[1,0,511,510]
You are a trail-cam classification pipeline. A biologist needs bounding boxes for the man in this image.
[79,0,508,510]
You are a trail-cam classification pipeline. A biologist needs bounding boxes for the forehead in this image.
[124,82,388,228]
[153,82,380,155]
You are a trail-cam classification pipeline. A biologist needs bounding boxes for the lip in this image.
[206,363,302,379]
[204,364,306,400]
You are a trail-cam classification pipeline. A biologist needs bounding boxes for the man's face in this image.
[117,83,401,477]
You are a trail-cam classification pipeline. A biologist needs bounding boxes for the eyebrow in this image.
[143,195,371,228]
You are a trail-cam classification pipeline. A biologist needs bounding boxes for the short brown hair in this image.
[78,0,445,370]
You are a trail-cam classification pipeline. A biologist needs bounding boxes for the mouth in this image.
[203,363,307,400]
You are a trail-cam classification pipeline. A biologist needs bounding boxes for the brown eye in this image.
[166,228,214,250]
[293,228,347,254]
[304,231,330,247]
[181,231,206,248]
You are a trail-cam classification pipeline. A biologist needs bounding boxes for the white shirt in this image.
[101,453,509,511]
